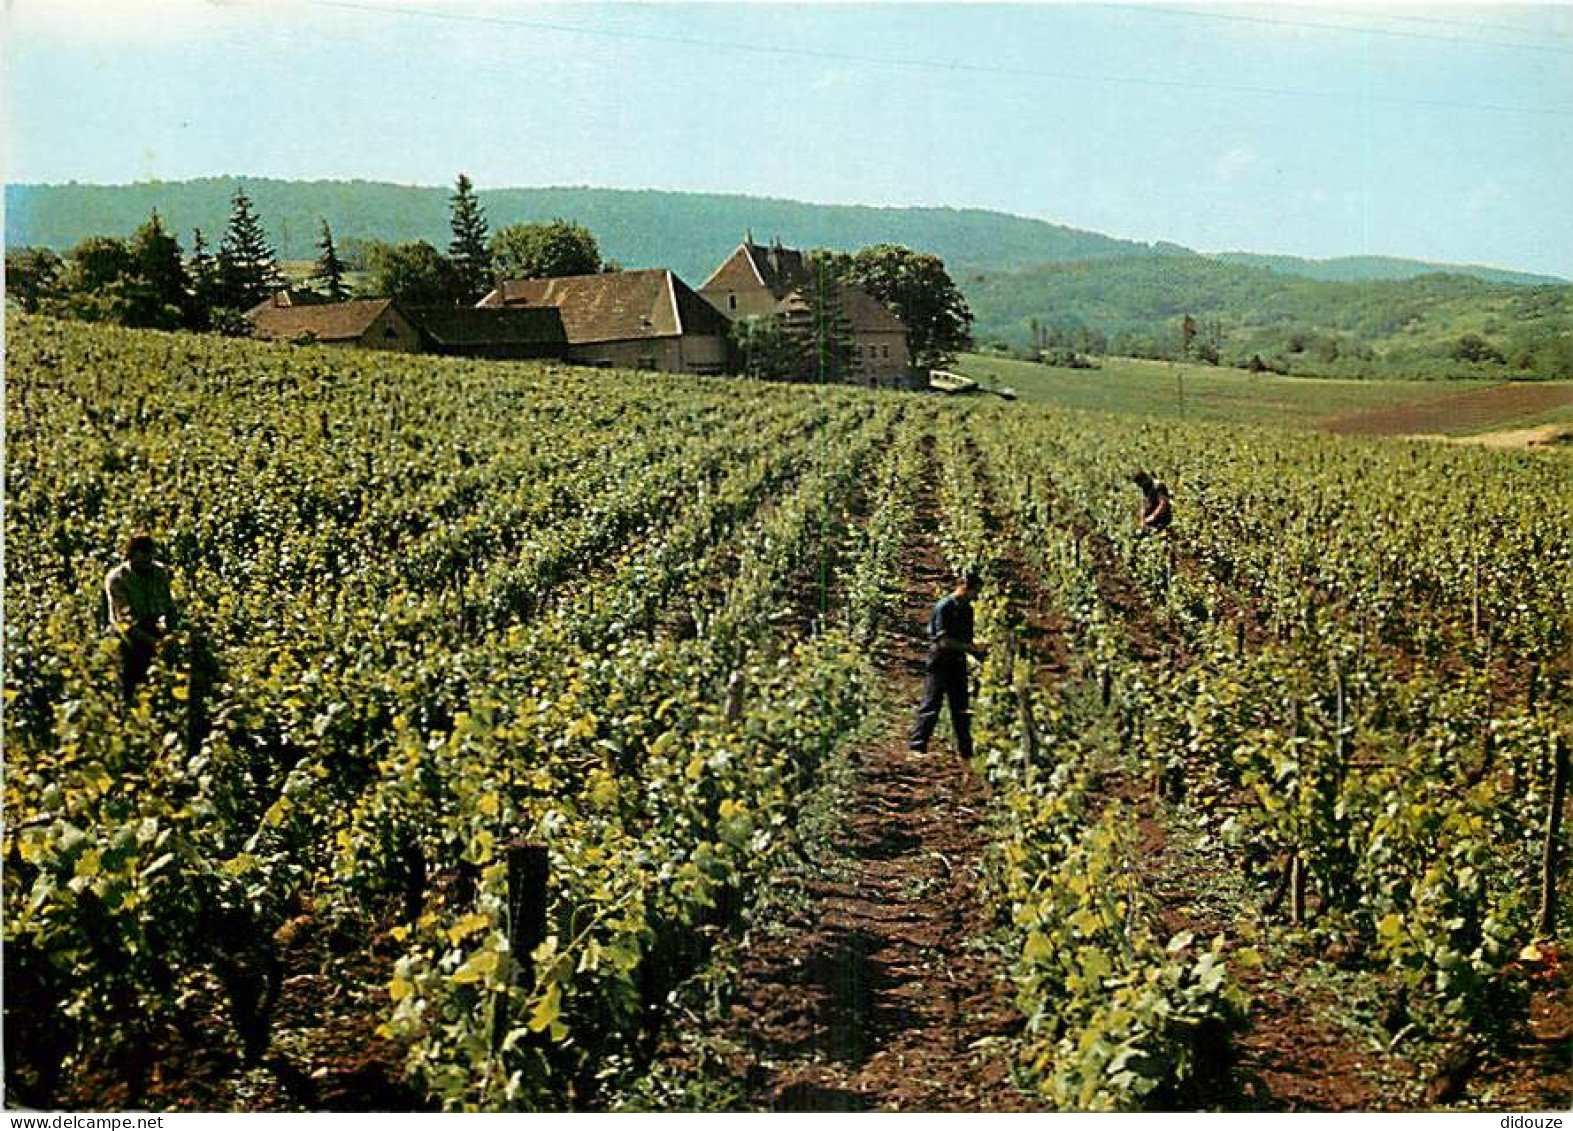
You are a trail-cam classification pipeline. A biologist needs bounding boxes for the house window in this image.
[882,345,890,359]
[385,325,400,340]
[728,294,738,311]
[853,344,863,359]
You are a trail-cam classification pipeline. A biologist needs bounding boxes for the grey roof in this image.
[404,305,567,347]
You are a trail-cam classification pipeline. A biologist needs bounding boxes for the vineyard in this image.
[4,315,1570,1112]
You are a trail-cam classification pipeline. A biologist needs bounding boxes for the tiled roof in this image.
[836,285,907,334]
[745,242,810,298]
[403,305,567,347]
[248,298,395,341]
[478,269,728,344]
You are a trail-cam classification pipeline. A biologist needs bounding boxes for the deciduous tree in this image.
[368,240,456,305]
[826,244,973,368]
[4,247,64,313]
[489,220,601,281]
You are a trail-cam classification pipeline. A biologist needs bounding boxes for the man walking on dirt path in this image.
[909,569,986,760]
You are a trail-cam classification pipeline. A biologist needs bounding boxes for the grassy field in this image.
[949,352,1573,433]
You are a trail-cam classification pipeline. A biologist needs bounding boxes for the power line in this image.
[302,0,1573,119]
[1328,5,1573,43]
[1113,3,1573,56]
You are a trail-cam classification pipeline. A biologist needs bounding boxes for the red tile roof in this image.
[248,298,398,342]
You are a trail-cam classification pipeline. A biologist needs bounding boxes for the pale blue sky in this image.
[4,1,1572,275]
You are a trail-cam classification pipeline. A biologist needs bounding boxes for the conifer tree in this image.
[189,228,223,328]
[313,219,350,301]
[130,210,192,325]
[217,186,283,311]
[447,173,491,304]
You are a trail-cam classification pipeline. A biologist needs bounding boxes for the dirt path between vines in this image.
[717,437,1029,1112]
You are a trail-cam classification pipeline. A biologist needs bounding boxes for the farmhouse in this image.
[246,295,421,352]
[403,306,568,360]
[699,237,913,388]
[477,269,729,374]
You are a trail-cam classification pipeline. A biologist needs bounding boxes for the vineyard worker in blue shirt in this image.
[1132,470,1173,537]
[909,570,986,759]
[105,532,179,700]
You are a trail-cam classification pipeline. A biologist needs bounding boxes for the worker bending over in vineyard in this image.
[909,570,987,759]
[106,532,179,701]
[1132,471,1173,537]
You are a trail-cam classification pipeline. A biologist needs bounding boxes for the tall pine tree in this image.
[217,186,283,311]
[447,173,491,304]
[189,229,223,329]
[312,219,349,301]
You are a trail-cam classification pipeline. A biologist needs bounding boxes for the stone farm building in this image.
[247,293,423,352]
[477,269,729,374]
[699,238,913,388]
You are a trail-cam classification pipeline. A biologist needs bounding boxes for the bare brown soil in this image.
[1323,383,1573,437]
[1474,964,1573,1110]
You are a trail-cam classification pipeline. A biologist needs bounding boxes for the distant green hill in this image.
[1211,251,1564,287]
[964,255,1573,380]
[10,178,1558,289]
[4,177,1186,281]
[11,177,1569,379]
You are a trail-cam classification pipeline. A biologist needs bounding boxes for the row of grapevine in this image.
[3,318,917,1108]
[962,399,1571,1083]
[927,427,1250,1110]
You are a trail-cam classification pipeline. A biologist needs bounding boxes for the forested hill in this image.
[5,178,1184,279]
[965,255,1573,379]
[1211,251,1563,287]
[11,178,1562,289]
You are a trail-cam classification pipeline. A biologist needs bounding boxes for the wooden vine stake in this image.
[1290,853,1308,926]
[1470,540,1482,640]
[507,841,550,968]
[1537,735,1569,939]
[1017,681,1040,788]
[402,841,427,925]
[1332,663,1350,797]
[725,670,746,724]
[1287,696,1307,926]
[491,841,549,1053]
